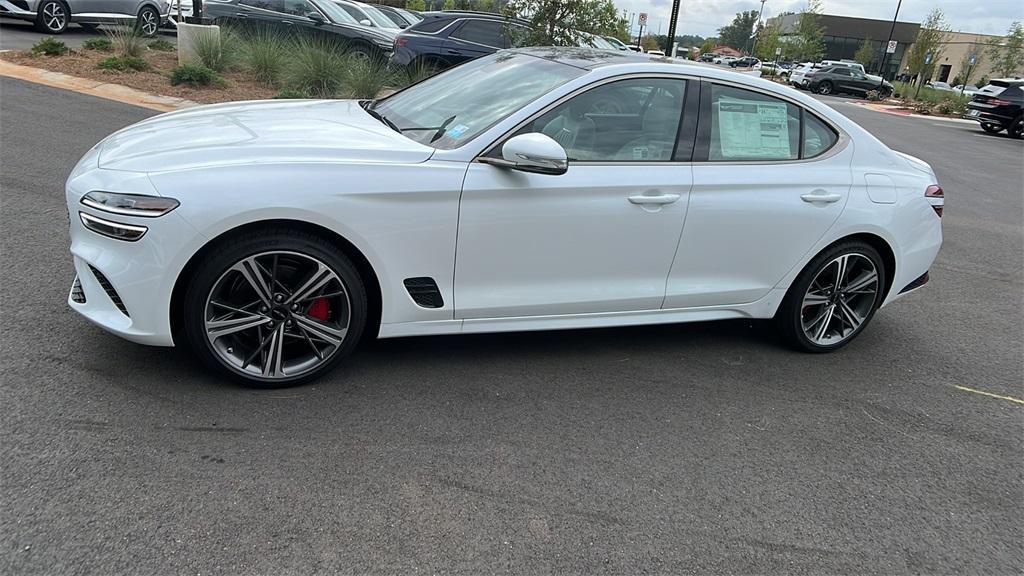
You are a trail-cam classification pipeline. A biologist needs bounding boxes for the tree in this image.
[640,35,660,51]
[698,38,716,55]
[788,0,825,62]
[854,38,876,69]
[405,0,426,10]
[906,8,950,93]
[442,0,454,10]
[754,21,781,61]
[504,0,628,47]
[987,22,1024,78]
[717,10,759,51]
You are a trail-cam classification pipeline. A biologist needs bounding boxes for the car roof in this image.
[508,46,714,71]
[420,10,506,21]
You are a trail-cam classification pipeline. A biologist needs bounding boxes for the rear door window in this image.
[450,20,504,48]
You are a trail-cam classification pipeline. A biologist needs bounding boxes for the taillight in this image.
[925,184,944,217]
[988,98,1012,106]
[394,36,407,49]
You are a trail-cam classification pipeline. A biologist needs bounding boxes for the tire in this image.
[182,229,368,388]
[980,122,1003,134]
[1008,116,1023,139]
[816,81,833,95]
[34,0,69,33]
[135,5,159,38]
[775,241,886,353]
[346,42,380,64]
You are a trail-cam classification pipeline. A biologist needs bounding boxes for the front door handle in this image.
[628,193,680,205]
[801,191,843,204]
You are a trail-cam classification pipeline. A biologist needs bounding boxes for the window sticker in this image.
[448,124,470,139]
[715,98,791,159]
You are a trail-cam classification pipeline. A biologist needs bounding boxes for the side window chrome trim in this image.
[476,72,700,165]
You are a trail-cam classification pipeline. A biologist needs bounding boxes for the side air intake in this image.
[403,277,444,309]
[89,265,130,317]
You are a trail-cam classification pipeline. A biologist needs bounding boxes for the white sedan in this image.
[65,48,944,387]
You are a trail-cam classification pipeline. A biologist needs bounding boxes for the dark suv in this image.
[390,11,528,71]
[964,79,1024,138]
[806,66,893,97]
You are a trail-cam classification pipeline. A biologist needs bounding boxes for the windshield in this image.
[360,3,399,28]
[396,7,421,22]
[320,0,358,24]
[372,53,584,149]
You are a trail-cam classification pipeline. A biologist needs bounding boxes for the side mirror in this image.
[307,11,325,24]
[359,18,372,26]
[495,133,568,175]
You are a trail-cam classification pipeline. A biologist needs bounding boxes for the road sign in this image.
[886,40,897,54]
[638,12,648,26]
[969,53,977,66]
[775,46,782,56]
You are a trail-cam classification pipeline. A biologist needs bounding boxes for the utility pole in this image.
[877,0,903,85]
[748,0,767,57]
[665,0,681,55]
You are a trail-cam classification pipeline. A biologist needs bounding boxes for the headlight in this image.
[81,191,179,217]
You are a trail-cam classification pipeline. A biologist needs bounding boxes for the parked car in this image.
[390,11,528,72]
[603,35,630,51]
[926,80,954,92]
[806,66,893,97]
[699,53,715,62]
[65,47,943,386]
[730,56,760,68]
[964,78,1024,138]
[0,0,169,35]
[712,55,737,65]
[204,0,396,60]
[333,0,396,28]
[953,84,979,96]
[647,49,665,56]
[789,62,819,88]
[372,3,419,28]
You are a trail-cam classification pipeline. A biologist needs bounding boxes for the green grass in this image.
[97,56,151,72]
[340,56,396,99]
[192,27,242,72]
[30,37,69,56]
[284,36,347,98]
[148,38,175,52]
[169,63,225,87]
[240,27,289,86]
[82,37,113,51]
[894,81,970,105]
[104,25,146,58]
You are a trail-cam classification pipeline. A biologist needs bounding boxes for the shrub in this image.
[400,59,442,87]
[148,38,175,52]
[934,99,966,116]
[104,25,145,58]
[241,28,288,86]
[865,89,882,101]
[912,101,934,115]
[97,56,151,72]
[169,63,224,87]
[193,27,241,72]
[30,37,69,56]
[274,88,310,99]
[82,37,113,51]
[341,56,396,99]
[285,36,347,98]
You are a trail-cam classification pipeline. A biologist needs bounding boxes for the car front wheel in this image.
[775,241,886,353]
[1009,116,1023,139]
[816,81,833,95]
[34,0,69,33]
[183,229,368,387]
[136,5,159,37]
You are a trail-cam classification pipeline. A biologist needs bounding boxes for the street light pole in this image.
[749,0,767,57]
[877,0,903,81]
[665,0,681,55]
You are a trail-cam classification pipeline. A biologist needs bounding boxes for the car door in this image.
[455,76,697,319]
[442,19,502,65]
[849,71,872,94]
[236,0,286,28]
[664,81,851,308]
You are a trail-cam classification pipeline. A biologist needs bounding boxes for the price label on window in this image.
[716,99,791,159]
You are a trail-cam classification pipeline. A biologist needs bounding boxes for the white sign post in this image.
[638,12,648,26]
[886,40,898,54]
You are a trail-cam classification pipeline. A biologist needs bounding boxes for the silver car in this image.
[0,0,169,35]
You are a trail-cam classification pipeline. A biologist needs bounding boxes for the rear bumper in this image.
[963,108,1015,126]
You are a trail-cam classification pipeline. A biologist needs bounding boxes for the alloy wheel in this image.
[42,2,66,31]
[800,253,879,346]
[204,251,351,380]
[138,8,158,36]
[818,82,832,95]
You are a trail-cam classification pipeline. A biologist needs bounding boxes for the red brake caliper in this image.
[307,298,331,321]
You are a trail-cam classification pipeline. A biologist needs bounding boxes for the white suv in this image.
[0,0,169,35]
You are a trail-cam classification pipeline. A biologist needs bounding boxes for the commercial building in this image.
[773,13,919,79]
[900,30,1010,86]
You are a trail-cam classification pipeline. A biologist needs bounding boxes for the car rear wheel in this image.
[34,0,68,33]
[136,5,159,37]
[1009,116,1023,139]
[775,241,885,353]
[816,81,833,95]
[183,230,368,388]
[980,122,1003,134]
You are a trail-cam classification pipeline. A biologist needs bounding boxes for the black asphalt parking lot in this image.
[1,78,1022,575]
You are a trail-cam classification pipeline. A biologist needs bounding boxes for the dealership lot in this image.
[1,77,1021,575]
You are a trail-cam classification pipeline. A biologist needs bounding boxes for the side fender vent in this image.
[403,277,444,309]
[89,265,130,317]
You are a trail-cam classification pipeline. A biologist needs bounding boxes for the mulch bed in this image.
[1,48,277,104]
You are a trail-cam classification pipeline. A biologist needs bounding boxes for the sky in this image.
[617,0,1024,39]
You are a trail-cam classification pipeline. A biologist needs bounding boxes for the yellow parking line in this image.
[953,385,1024,406]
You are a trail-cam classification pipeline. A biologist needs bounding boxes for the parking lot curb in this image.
[0,60,198,112]
[851,100,976,124]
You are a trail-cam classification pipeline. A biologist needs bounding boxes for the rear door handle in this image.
[628,193,680,205]
[801,191,843,204]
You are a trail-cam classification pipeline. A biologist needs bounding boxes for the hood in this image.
[97,99,434,173]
